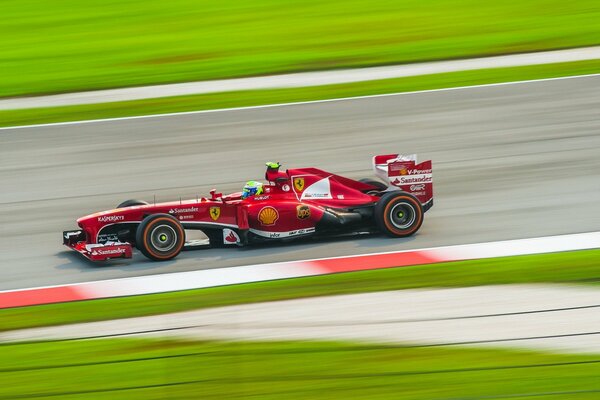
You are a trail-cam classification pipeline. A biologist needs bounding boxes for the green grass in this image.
[2,249,599,332]
[3,59,600,128]
[2,0,600,98]
[1,338,599,399]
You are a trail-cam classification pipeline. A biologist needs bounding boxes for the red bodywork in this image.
[63,156,433,261]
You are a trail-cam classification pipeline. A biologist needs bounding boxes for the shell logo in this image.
[399,167,408,175]
[258,206,279,226]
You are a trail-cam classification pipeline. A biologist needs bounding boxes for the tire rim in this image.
[150,225,177,252]
[389,202,416,230]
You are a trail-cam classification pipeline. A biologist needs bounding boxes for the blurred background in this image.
[1,1,599,398]
[3,0,600,97]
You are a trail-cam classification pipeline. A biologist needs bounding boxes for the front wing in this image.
[63,230,132,261]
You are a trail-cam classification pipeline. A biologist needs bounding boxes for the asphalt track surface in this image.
[1,76,600,290]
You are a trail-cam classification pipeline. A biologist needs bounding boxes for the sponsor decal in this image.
[250,227,315,238]
[410,184,426,191]
[300,177,333,200]
[64,231,81,239]
[258,206,279,226]
[390,174,432,186]
[391,168,433,176]
[415,169,431,174]
[337,194,345,199]
[287,228,314,236]
[282,184,291,192]
[209,206,221,221]
[296,204,311,220]
[222,228,240,245]
[388,161,432,177]
[98,215,125,223]
[91,247,126,256]
[169,207,199,214]
[98,233,119,243]
[389,163,409,176]
[253,195,270,201]
[179,215,194,220]
[294,177,305,192]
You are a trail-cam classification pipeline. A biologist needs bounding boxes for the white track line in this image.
[1,73,599,131]
[3,45,600,111]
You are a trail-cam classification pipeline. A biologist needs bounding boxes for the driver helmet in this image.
[242,180,264,199]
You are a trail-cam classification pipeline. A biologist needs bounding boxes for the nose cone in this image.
[76,213,96,226]
[77,209,124,226]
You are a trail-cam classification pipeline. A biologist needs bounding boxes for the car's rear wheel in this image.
[117,199,149,208]
[136,214,185,261]
[375,192,423,237]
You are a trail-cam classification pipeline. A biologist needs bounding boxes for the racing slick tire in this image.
[136,214,185,261]
[117,199,149,208]
[359,178,388,192]
[375,192,423,237]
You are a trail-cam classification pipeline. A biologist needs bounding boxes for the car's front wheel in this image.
[375,192,423,237]
[136,214,185,261]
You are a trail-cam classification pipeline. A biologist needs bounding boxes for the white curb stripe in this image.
[1,231,599,309]
[428,231,600,260]
[84,262,320,298]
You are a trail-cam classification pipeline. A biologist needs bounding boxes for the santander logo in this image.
[225,231,238,243]
[222,228,240,245]
[91,248,125,256]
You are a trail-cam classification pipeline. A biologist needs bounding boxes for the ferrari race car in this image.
[63,154,433,262]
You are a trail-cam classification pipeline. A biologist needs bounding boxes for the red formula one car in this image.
[63,154,433,262]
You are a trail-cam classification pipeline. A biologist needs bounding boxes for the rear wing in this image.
[373,154,433,211]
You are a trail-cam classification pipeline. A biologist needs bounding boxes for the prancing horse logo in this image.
[209,206,221,221]
[294,177,305,192]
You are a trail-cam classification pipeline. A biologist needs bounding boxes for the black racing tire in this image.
[375,192,423,237]
[117,199,149,208]
[359,178,388,192]
[135,214,185,261]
